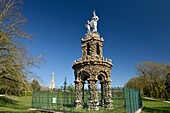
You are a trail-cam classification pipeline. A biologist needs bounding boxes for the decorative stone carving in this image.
[73,12,113,110]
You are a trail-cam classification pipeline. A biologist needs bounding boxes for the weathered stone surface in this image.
[73,32,113,110]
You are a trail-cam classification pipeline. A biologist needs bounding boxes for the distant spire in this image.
[50,71,55,90]
[52,71,54,75]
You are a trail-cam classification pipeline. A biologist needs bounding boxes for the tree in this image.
[0,0,42,93]
[126,62,170,99]
[136,62,168,99]
[67,83,75,91]
[164,66,170,100]
[31,79,41,91]
[125,77,138,89]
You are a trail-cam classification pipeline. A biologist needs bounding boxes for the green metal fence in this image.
[31,88,142,113]
[32,90,75,112]
[124,88,142,113]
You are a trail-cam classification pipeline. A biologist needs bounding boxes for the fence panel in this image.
[111,87,125,113]
[32,88,142,113]
[32,90,75,112]
[125,88,142,113]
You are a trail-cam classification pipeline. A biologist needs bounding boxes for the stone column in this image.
[75,81,84,108]
[103,80,113,109]
[88,80,99,110]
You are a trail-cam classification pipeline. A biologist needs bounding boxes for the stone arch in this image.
[76,70,90,107]
[79,71,90,81]
[96,71,107,82]
[76,70,90,82]
[96,71,107,107]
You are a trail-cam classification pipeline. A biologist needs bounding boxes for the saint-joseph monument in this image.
[72,11,113,110]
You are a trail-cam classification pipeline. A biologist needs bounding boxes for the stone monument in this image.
[72,11,113,110]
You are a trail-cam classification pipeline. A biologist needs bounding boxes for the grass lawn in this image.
[1,95,169,113]
[0,95,125,113]
[141,98,170,113]
[0,95,39,113]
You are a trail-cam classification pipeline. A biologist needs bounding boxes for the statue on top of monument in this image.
[85,10,99,33]
[86,20,91,33]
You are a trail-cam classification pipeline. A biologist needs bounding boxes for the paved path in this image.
[29,108,64,113]
[143,97,170,103]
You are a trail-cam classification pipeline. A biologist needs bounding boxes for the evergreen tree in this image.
[31,79,41,91]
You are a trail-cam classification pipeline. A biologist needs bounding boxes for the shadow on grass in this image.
[0,111,38,113]
[0,96,17,106]
[142,98,170,113]
[143,107,170,113]
[0,96,29,111]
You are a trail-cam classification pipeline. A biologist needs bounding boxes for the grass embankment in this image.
[141,98,170,113]
[0,95,39,113]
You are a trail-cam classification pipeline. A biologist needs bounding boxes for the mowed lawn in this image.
[0,95,124,113]
[0,95,39,113]
[0,95,170,113]
[141,98,170,113]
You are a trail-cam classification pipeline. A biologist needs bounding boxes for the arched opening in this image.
[87,43,90,55]
[83,80,89,108]
[80,72,90,108]
[97,74,105,107]
[97,75,102,89]
[96,43,100,55]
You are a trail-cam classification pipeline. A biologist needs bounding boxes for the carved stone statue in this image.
[85,20,90,33]
[86,10,99,33]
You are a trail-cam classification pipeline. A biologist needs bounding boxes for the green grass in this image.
[72,107,125,113]
[2,94,170,113]
[0,95,39,113]
[141,98,170,113]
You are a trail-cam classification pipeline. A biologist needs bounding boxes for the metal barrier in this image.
[124,88,142,113]
[32,90,75,112]
[31,88,142,113]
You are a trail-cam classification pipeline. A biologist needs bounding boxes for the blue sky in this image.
[23,0,170,88]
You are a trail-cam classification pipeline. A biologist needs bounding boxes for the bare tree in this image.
[0,0,29,38]
[0,0,43,92]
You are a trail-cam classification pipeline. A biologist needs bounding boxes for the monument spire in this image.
[50,71,55,90]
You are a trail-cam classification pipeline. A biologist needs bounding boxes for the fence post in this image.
[125,88,129,113]
[32,91,34,108]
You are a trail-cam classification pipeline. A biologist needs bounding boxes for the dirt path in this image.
[143,97,170,103]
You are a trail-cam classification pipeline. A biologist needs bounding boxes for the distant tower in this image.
[50,71,55,90]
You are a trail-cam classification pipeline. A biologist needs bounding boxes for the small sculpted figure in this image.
[85,20,90,33]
